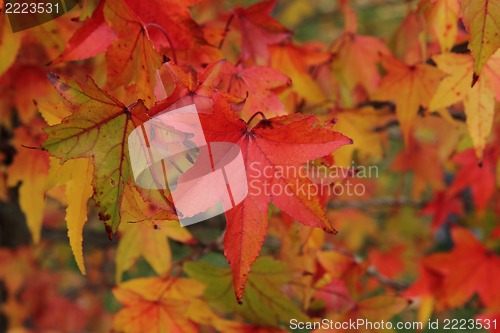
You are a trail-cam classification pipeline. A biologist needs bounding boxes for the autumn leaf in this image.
[316,250,359,280]
[429,51,500,158]
[331,106,389,166]
[391,138,445,199]
[421,190,463,231]
[184,257,308,326]
[368,245,406,280]
[373,55,444,144]
[42,73,149,238]
[270,42,331,105]
[20,271,89,332]
[113,276,204,333]
[448,146,499,211]
[104,0,162,106]
[404,264,442,325]
[123,0,205,50]
[38,92,94,274]
[234,0,291,65]
[0,247,35,295]
[6,122,49,244]
[46,157,93,274]
[197,97,350,302]
[460,0,500,80]
[419,0,459,53]
[411,227,500,311]
[4,0,500,331]
[149,60,227,118]
[330,3,390,97]
[330,209,378,252]
[12,66,54,125]
[50,3,115,65]
[116,185,193,282]
[318,296,410,333]
[0,12,22,76]
[133,61,230,211]
[220,62,291,120]
[391,11,427,65]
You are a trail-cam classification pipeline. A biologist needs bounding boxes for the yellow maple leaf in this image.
[47,157,93,275]
[330,106,389,166]
[373,56,444,144]
[419,0,459,53]
[270,42,330,105]
[6,123,49,244]
[113,276,204,333]
[461,0,500,78]
[429,51,500,158]
[116,185,193,282]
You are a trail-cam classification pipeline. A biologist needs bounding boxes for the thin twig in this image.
[367,266,408,291]
[328,197,424,210]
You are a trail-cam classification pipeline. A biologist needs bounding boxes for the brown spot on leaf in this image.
[104,224,114,240]
[98,212,111,221]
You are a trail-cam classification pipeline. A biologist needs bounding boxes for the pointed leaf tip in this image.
[471,73,479,87]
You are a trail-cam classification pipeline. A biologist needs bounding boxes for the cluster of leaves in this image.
[1,0,500,332]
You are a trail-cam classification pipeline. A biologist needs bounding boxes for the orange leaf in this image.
[422,227,500,310]
[6,123,49,244]
[113,277,204,333]
[391,138,444,199]
[104,0,162,106]
[331,33,390,96]
[270,42,331,105]
[373,56,444,144]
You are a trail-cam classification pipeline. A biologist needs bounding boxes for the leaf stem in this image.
[21,144,42,150]
[247,111,267,125]
[144,23,178,64]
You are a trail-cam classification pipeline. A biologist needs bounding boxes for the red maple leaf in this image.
[421,190,463,231]
[449,146,499,212]
[415,227,500,310]
[233,0,291,65]
[198,96,351,302]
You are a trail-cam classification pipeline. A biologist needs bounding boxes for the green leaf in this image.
[184,256,308,326]
[43,73,148,237]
